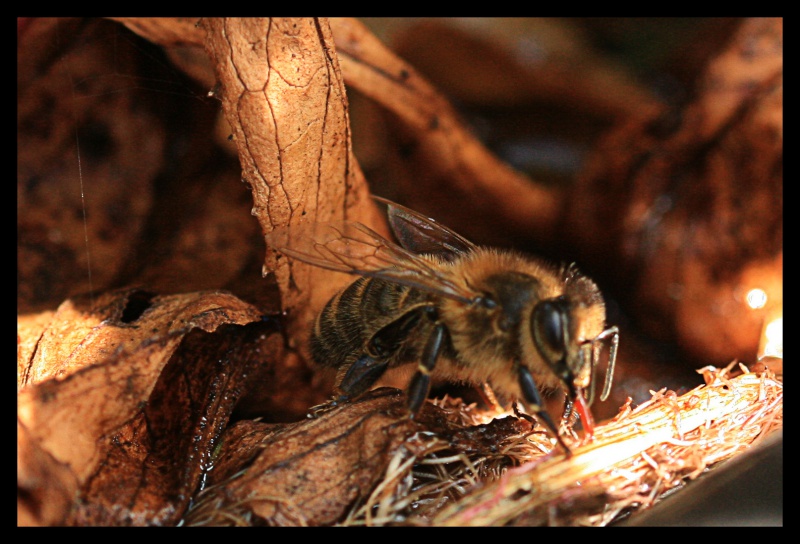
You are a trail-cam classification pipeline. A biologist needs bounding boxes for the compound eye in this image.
[532,299,567,361]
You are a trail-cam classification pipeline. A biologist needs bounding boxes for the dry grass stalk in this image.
[338,364,781,526]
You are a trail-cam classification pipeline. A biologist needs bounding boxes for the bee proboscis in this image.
[266,197,618,455]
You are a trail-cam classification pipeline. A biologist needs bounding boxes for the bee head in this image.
[530,296,588,394]
[530,289,618,407]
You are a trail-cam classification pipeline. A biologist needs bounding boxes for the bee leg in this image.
[478,382,505,412]
[338,354,390,399]
[407,323,447,416]
[517,365,572,457]
[560,394,577,430]
[512,401,535,423]
[307,399,342,419]
[338,307,427,401]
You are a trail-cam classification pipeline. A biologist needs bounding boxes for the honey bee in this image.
[266,198,618,454]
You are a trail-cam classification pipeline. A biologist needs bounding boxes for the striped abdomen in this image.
[310,276,431,369]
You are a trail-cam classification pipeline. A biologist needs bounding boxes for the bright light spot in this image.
[746,288,768,309]
[762,317,783,359]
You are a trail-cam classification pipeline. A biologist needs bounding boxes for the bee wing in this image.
[266,220,475,303]
[376,197,477,260]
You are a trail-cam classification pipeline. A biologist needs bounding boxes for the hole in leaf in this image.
[120,290,156,323]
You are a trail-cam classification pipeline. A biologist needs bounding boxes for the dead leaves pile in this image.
[18,18,781,526]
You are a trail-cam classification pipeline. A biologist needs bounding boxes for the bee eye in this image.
[532,299,567,357]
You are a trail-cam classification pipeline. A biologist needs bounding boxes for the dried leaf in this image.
[17,18,258,313]
[329,18,562,247]
[112,17,557,249]
[200,18,382,355]
[17,420,79,527]
[17,288,271,525]
[389,18,657,118]
[18,19,165,313]
[185,388,422,526]
[566,17,782,362]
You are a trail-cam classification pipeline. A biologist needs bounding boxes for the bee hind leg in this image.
[306,356,389,418]
[337,354,390,399]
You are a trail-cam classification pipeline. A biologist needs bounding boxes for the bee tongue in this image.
[574,389,595,439]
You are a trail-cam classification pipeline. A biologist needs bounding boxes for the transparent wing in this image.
[376,196,477,260]
[266,219,475,303]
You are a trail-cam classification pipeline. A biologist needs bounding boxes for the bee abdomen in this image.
[310,277,422,368]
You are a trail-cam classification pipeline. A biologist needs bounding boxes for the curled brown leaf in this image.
[17,289,271,525]
[565,17,782,362]
[185,388,421,526]
[330,18,564,247]
[200,18,382,355]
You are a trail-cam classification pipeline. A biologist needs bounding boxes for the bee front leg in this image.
[517,365,572,456]
[407,323,448,416]
[560,394,576,430]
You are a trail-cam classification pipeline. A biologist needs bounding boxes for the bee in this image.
[266,197,618,454]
